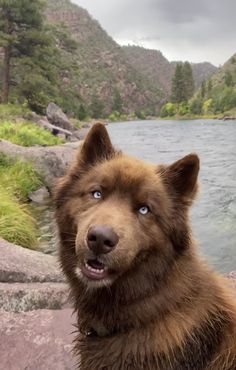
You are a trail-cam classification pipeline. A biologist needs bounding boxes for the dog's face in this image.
[55,124,199,289]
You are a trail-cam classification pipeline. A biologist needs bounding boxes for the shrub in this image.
[0,121,64,146]
[178,102,190,115]
[160,102,176,117]
[189,97,203,115]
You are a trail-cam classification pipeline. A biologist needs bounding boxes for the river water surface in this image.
[107,119,236,273]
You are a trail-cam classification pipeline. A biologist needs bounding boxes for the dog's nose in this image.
[87,225,119,254]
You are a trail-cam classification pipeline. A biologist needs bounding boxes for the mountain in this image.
[123,46,217,96]
[209,53,236,88]
[46,0,217,115]
[46,0,164,116]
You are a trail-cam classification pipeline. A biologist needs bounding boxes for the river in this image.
[107,119,236,273]
[36,119,236,273]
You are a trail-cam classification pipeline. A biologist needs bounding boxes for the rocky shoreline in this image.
[0,237,235,369]
[0,238,76,369]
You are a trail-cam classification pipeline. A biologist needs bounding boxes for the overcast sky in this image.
[72,0,236,66]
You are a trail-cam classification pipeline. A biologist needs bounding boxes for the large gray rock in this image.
[0,282,70,312]
[0,309,77,370]
[0,139,81,188]
[0,238,64,283]
[47,102,75,132]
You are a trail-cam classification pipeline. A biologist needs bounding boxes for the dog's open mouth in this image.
[81,259,109,280]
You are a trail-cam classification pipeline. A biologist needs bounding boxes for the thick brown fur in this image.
[54,123,236,370]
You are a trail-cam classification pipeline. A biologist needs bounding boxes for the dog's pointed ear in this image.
[162,154,200,201]
[79,123,115,167]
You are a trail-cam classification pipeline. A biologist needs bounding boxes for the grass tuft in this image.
[0,121,65,147]
[0,186,38,249]
[0,104,30,120]
[0,155,42,248]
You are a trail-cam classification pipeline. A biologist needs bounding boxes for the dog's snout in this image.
[87,225,119,254]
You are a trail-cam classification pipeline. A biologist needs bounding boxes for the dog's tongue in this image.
[88,259,105,270]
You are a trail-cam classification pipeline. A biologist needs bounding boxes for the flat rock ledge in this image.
[0,238,75,369]
[0,309,77,370]
[1,238,236,369]
[0,238,64,283]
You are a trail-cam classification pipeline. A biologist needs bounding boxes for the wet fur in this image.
[54,123,236,369]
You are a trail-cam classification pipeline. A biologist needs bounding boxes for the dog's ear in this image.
[79,123,115,167]
[162,154,200,201]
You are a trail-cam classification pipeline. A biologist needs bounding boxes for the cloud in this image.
[72,0,236,65]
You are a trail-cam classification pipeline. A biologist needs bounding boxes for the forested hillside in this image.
[161,53,236,118]
[1,0,235,119]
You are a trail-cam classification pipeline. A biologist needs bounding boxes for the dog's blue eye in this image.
[138,206,149,215]
[92,191,102,199]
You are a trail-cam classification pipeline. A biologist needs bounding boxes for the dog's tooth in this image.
[85,262,105,274]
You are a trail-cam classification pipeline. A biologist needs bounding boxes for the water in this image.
[107,119,236,273]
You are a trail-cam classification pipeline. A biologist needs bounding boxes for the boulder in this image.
[46,102,75,132]
[0,238,64,283]
[0,139,81,188]
[0,309,77,370]
[37,118,74,140]
[0,282,70,312]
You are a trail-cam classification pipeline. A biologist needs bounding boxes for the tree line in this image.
[161,57,236,117]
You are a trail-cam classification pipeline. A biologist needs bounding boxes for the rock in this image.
[0,282,70,312]
[0,238,65,283]
[37,118,74,140]
[0,309,76,370]
[74,127,90,140]
[29,187,51,205]
[47,102,75,132]
[223,116,236,121]
[0,139,81,188]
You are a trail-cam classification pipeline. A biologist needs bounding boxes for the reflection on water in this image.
[33,119,236,273]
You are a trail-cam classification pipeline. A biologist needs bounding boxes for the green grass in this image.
[0,155,42,201]
[0,121,65,147]
[0,155,42,248]
[0,104,30,120]
[0,187,38,249]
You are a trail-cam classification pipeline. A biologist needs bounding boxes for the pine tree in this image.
[90,94,104,119]
[183,62,194,100]
[224,71,233,87]
[171,63,185,103]
[201,80,206,98]
[207,79,212,94]
[112,88,123,113]
[0,0,45,103]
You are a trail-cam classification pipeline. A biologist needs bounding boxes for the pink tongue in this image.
[88,259,105,270]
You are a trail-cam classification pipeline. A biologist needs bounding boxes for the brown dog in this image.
[54,123,236,369]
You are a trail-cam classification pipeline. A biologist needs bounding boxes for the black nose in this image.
[87,225,119,255]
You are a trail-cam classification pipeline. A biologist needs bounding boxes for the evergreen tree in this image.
[90,94,104,118]
[112,88,123,113]
[201,80,206,98]
[0,0,45,103]
[207,79,212,94]
[171,63,185,103]
[224,71,233,87]
[183,62,194,100]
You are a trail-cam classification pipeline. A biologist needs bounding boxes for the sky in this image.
[72,0,236,66]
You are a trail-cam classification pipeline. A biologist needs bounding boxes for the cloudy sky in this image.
[72,0,236,66]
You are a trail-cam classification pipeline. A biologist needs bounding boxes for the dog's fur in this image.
[54,123,236,369]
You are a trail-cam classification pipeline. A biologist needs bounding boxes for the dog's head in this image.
[54,123,199,289]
